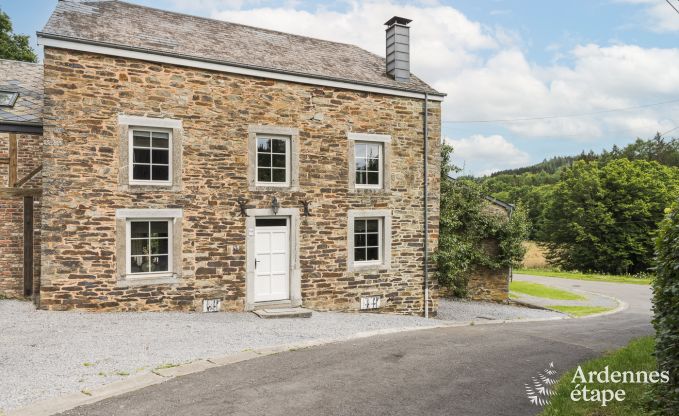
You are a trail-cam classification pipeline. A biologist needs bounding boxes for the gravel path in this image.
[436,299,564,321]
[0,298,557,412]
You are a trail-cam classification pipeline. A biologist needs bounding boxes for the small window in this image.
[127,220,171,276]
[354,142,382,188]
[130,129,171,184]
[354,218,382,263]
[256,136,290,186]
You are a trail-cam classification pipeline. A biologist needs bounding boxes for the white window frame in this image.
[125,218,174,279]
[254,134,291,187]
[354,142,383,190]
[353,217,383,266]
[348,209,392,271]
[128,127,173,186]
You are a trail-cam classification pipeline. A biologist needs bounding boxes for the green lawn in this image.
[541,336,656,416]
[546,305,614,317]
[510,281,586,301]
[516,268,653,285]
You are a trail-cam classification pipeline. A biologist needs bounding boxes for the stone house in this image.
[0,0,445,315]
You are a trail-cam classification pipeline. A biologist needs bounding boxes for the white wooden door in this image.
[254,218,290,302]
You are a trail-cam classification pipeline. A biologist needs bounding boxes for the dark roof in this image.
[40,1,443,96]
[0,59,43,127]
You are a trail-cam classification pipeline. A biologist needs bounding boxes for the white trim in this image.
[116,208,183,219]
[254,135,291,187]
[354,141,383,190]
[347,132,392,143]
[347,209,392,271]
[128,128,173,186]
[39,36,445,102]
[125,218,174,279]
[118,115,182,129]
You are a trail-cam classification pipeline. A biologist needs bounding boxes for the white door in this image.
[254,218,290,302]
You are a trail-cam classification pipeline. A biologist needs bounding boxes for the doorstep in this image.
[252,307,313,319]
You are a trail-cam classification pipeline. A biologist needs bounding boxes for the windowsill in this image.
[350,187,390,194]
[116,275,181,288]
[250,184,299,192]
[129,181,173,186]
[350,262,389,272]
[122,183,181,193]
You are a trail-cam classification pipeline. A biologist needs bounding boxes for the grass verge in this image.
[541,336,655,416]
[516,268,652,285]
[546,305,614,317]
[510,281,585,301]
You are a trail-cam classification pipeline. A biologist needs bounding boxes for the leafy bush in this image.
[652,203,679,414]
[435,145,530,297]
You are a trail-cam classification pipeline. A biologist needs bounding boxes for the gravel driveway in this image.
[0,298,559,412]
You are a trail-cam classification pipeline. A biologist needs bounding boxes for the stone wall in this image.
[40,48,441,314]
[0,132,42,298]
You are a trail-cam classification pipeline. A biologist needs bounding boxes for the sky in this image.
[2,0,679,176]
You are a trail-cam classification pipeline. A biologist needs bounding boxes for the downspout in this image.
[424,92,429,318]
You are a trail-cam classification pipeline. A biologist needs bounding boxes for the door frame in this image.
[245,207,301,311]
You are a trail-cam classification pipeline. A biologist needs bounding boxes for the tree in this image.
[0,9,37,62]
[436,144,530,296]
[542,159,679,274]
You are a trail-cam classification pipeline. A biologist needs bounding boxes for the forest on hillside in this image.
[477,134,679,274]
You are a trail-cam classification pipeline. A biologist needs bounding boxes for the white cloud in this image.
[445,135,530,176]
[617,0,679,32]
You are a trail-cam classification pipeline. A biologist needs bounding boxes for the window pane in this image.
[133,148,150,164]
[366,247,379,261]
[354,219,366,233]
[130,221,149,238]
[271,139,287,154]
[257,138,270,152]
[151,255,169,272]
[258,168,271,182]
[150,221,168,238]
[366,220,379,232]
[130,238,148,256]
[271,168,286,183]
[150,238,168,255]
[151,165,169,181]
[272,154,286,168]
[367,158,379,172]
[257,153,271,168]
[356,171,366,185]
[354,233,366,247]
[130,256,150,273]
[133,164,150,180]
[354,248,366,262]
[132,131,150,147]
[367,144,380,159]
[355,158,367,171]
[355,143,366,158]
[366,233,379,247]
[152,149,169,165]
[368,172,379,185]
[152,132,169,148]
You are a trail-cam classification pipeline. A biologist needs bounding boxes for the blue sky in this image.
[3,0,679,175]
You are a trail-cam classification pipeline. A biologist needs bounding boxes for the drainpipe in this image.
[423,92,429,318]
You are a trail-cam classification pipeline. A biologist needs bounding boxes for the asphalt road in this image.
[58,275,653,416]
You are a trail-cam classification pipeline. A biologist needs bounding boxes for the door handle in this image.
[255,258,260,269]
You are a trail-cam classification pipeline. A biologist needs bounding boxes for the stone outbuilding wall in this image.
[39,48,441,314]
[0,132,42,299]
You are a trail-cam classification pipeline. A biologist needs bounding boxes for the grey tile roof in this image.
[40,0,443,96]
[0,59,43,126]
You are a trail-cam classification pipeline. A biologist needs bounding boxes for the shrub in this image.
[652,202,679,414]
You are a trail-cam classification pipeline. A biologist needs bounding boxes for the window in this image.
[130,129,171,184]
[353,218,382,263]
[126,220,172,276]
[354,142,382,188]
[256,136,290,186]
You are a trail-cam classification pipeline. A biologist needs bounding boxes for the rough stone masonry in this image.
[38,48,441,314]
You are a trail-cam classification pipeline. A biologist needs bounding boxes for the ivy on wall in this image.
[435,144,530,297]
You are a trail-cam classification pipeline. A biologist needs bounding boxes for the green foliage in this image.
[651,203,679,414]
[435,144,530,297]
[542,159,678,274]
[0,9,37,62]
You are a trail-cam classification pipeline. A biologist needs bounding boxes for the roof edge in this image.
[38,32,446,101]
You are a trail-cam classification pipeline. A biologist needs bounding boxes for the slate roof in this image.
[0,59,43,126]
[40,0,444,97]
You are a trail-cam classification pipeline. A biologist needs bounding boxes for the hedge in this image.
[652,202,679,414]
